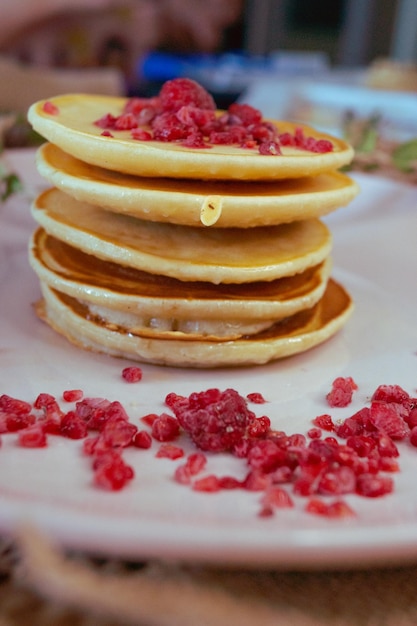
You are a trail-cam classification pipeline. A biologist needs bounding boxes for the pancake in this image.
[35,279,353,368]
[29,228,332,324]
[27,94,354,181]
[36,142,360,227]
[31,188,333,284]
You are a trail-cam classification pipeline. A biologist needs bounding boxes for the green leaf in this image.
[392,138,417,172]
[1,173,23,201]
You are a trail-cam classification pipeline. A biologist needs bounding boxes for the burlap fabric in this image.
[1,528,417,626]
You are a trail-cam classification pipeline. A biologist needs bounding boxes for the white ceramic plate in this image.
[1,153,417,569]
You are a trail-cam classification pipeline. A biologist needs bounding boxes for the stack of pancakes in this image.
[27,93,358,368]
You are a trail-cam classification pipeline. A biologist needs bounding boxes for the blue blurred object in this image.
[137,50,330,95]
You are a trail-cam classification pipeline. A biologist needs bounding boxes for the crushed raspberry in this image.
[6,413,36,432]
[62,389,83,402]
[114,112,138,130]
[93,77,333,155]
[151,414,180,442]
[18,425,47,448]
[261,486,294,509]
[192,475,221,492]
[0,394,32,415]
[60,412,88,439]
[132,430,152,449]
[93,451,134,491]
[169,387,256,452]
[305,498,355,518]
[159,78,216,113]
[121,366,143,383]
[369,401,409,440]
[312,414,335,431]
[246,392,267,404]
[326,376,358,407]
[247,416,271,438]
[2,377,417,518]
[131,128,152,141]
[156,443,184,460]
[42,101,59,115]
[101,417,137,448]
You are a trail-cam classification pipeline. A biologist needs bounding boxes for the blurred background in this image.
[0,0,416,152]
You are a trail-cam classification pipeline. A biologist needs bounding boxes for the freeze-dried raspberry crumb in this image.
[192,475,221,492]
[312,414,335,431]
[247,416,271,438]
[369,401,409,440]
[170,388,256,452]
[101,130,113,137]
[356,473,393,497]
[151,414,180,442]
[305,498,355,518]
[62,389,83,402]
[60,412,88,439]
[6,413,36,432]
[132,430,152,449]
[18,425,47,448]
[93,451,134,491]
[261,486,294,509]
[326,377,358,407]
[0,394,32,415]
[246,392,267,404]
[42,101,59,115]
[159,78,216,113]
[156,443,184,460]
[121,366,143,383]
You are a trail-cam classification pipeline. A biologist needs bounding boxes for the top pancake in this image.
[36,142,359,228]
[28,94,354,181]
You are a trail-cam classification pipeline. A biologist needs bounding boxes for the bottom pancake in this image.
[34,280,354,368]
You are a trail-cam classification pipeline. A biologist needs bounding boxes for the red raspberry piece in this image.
[18,425,47,448]
[102,417,137,448]
[151,112,190,142]
[356,473,393,497]
[114,112,138,130]
[371,384,410,404]
[261,486,294,509]
[93,451,134,491]
[409,426,417,447]
[42,101,59,115]
[185,452,207,475]
[307,427,322,440]
[6,413,36,432]
[305,498,355,518]
[0,394,32,415]
[151,414,180,442]
[132,430,152,449]
[121,366,143,383]
[312,414,335,431]
[369,401,409,440]
[246,392,267,404]
[60,411,88,439]
[74,397,110,431]
[94,113,117,129]
[258,140,281,155]
[123,96,160,116]
[156,443,184,460]
[228,103,263,126]
[131,128,152,141]
[218,476,241,489]
[247,416,271,438]
[247,439,287,472]
[170,388,256,452]
[326,376,358,408]
[159,78,215,113]
[62,389,83,402]
[192,475,221,492]
[318,466,356,495]
[243,470,271,491]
